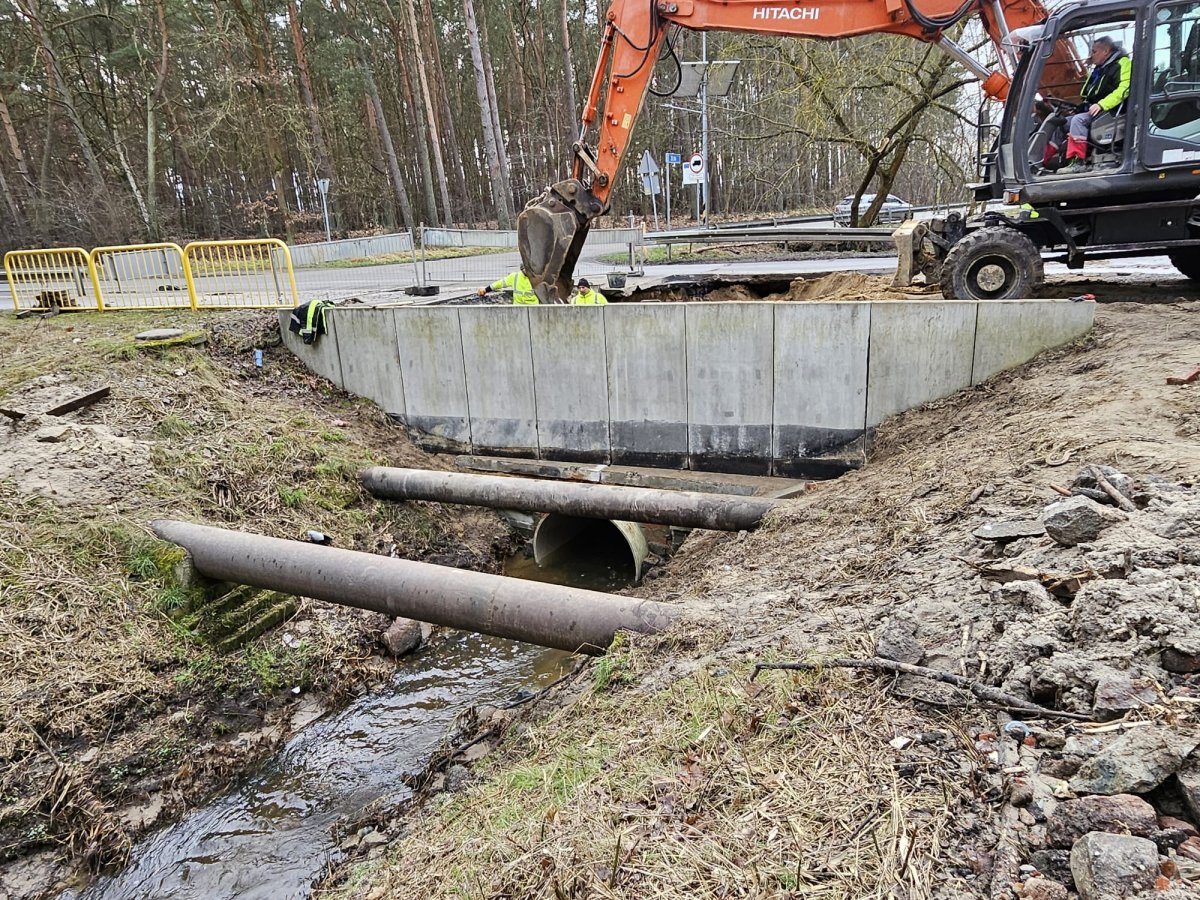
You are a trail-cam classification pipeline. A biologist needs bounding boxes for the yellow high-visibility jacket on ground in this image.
[490,271,539,305]
[572,287,607,305]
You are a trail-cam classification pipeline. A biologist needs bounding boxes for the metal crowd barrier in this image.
[3,239,298,312]
[91,243,194,310]
[184,239,298,309]
[3,248,101,311]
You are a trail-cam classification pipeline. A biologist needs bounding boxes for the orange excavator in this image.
[518,0,1200,301]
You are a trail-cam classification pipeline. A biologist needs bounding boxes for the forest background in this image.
[0,0,996,253]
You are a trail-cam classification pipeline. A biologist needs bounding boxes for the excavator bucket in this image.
[517,179,605,304]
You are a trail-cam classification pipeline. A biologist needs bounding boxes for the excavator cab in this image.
[937,0,1200,298]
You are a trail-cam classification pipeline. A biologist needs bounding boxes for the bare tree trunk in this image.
[0,90,34,196]
[558,0,579,152]
[229,0,292,239]
[15,0,106,189]
[363,95,397,229]
[463,0,513,227]
[144,0,170,240]
[422,0,469,219]
[0,164,26,233]
[478,9,514,222]
[360,52,414,229]
[287,0,334,209]
[405,0,453,225]
[387,11,438,225]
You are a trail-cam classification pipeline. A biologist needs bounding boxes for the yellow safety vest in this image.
[572,287,607,305]
[490,271,538,305]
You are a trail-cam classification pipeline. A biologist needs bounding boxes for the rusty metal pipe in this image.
[359,467,778,532]
[151,520,675,655]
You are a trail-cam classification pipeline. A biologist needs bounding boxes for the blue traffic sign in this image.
[665,152,682,164]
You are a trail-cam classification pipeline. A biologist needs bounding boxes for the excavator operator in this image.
[1062,35,1132,173]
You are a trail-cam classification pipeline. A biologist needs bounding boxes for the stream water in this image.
[71,537,637,900]
[70,633,571,900]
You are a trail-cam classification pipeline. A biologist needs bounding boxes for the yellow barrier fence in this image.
[3,239,300,313]
[3,248,101,312]
[90,243,195,310]
[184,239,299,309]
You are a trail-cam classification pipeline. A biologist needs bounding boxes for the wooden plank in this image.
[44,386,111,417]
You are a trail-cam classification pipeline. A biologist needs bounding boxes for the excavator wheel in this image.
[940,225,1043,301]
[1168,249,1200,282]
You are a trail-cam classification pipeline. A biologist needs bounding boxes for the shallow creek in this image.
[71,634,571,900]
[70,538,637,900]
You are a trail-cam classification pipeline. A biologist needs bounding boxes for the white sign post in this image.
[682,153,705,221]
[638,150,662,231]
[665,152,681,231]
[317,178,332,242]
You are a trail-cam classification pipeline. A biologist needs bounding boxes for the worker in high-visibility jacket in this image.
[571,278,607,305]
[479,270,538,305]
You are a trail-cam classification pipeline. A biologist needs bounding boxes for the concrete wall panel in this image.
[458,307,538,454]
[685,304,774,474]
[773,303,870,467]
[867,302,978,427]
[529,307,610,462]
[393,307,470,445]
[333,308,405,416]
[606,305,688,467]
[279,309,343,386]
[973,299,1094,384]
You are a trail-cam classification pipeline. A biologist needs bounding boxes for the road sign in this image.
[638,150,660,177]
[665,152,682,164]
[317,178,331,195]
[641,172,661,196]
[682,153,705,185]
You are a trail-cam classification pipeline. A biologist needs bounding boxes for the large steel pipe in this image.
[151,520,676,655]
[359,467,779,532]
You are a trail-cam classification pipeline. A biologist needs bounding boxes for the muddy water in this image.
[70,633,572,900]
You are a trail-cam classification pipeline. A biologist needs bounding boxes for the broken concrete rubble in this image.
[1046,794,1159,848]
[1041,495,1126,547]
[1069,727,1200,796]
[1069,832,1159,899]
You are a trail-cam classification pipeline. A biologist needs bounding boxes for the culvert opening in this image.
[503,515,647,592]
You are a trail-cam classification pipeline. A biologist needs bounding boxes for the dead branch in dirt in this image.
[752,657,1092,721]
[1089,465,1136,512]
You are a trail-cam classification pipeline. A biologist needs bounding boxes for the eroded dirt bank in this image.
[321,300,1200,899]
[0,310,515,898]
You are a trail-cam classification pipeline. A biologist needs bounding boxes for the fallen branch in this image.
[752,657,1091,720]
[1089,465,1136,513]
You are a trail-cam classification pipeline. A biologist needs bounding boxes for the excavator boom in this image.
[518,0,1081,301]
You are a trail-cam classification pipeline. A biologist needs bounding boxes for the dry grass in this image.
[330,632,972,900]
[0,308,511,871]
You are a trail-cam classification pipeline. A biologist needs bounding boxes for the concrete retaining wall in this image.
[282,299,1094,476]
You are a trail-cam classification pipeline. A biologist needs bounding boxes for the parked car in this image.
[832,193,914,227]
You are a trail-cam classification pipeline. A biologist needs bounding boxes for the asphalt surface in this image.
[0,247,1190,311]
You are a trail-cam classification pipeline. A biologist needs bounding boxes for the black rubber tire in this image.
[941,226,1044,301]
[1168,249,1200,281]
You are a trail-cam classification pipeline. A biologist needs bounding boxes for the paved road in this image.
[1,250,1190,311]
